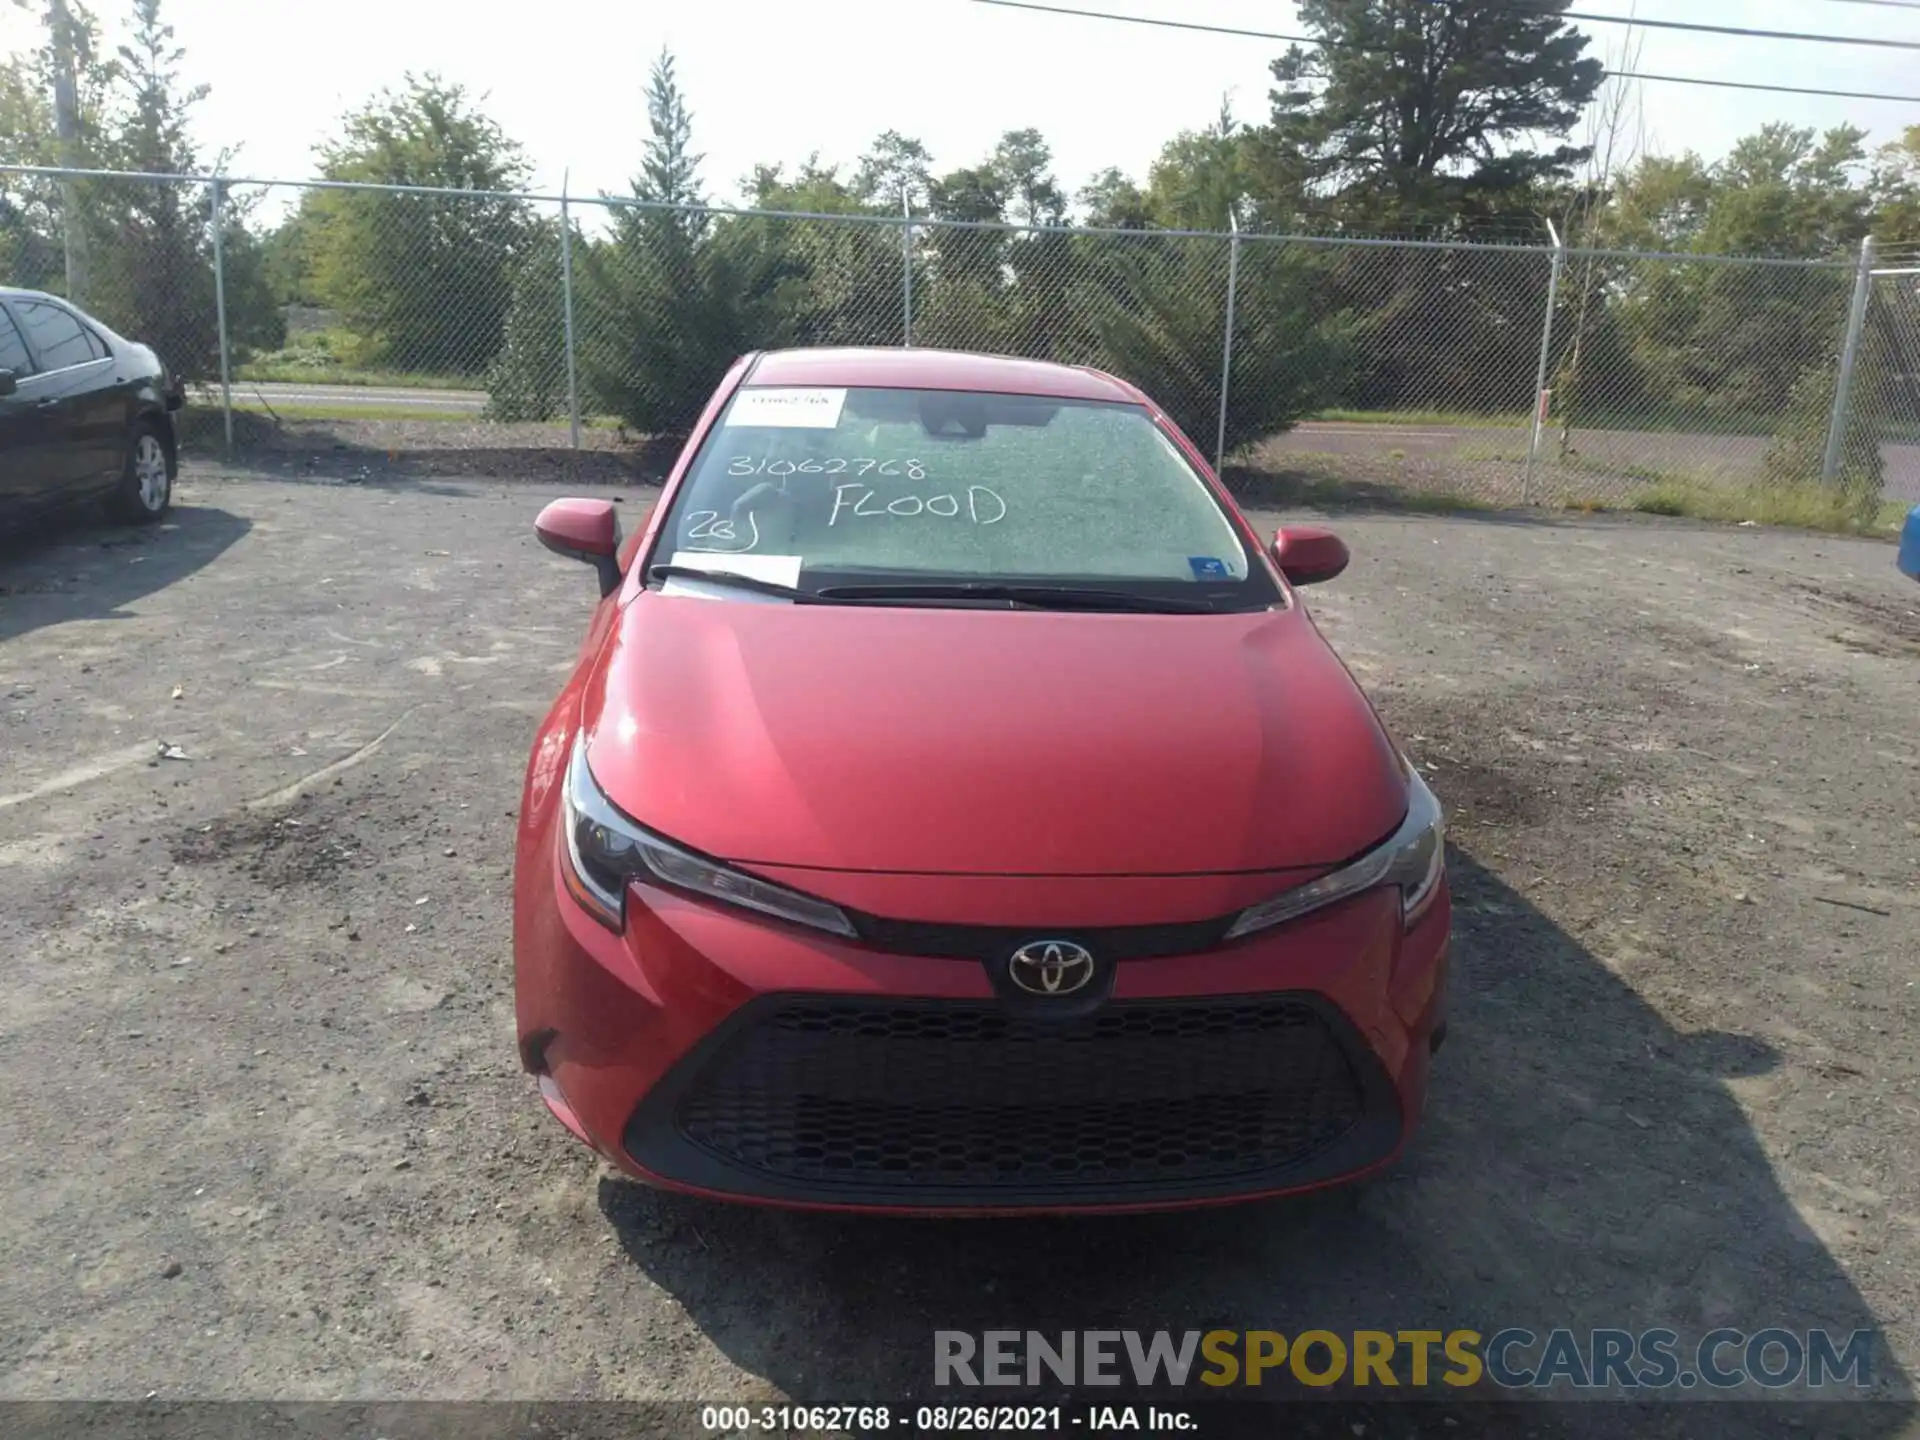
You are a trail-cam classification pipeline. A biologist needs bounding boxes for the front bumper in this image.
[515,849,1450,1215]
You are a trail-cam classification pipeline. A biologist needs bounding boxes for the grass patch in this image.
[1586,480,1904,537]
[228,401,493,424]
[1225,462,1499,516]
[234,363,484,391]
[1308,407,1528,430]
[227,402,619,428]
[234,328,483,392]
[1308,405,1920,446]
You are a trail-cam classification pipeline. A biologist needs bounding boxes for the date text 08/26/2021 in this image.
[700,1405,1192,1433]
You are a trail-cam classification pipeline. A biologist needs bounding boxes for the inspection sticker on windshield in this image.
[725,387,846,429]
[1188,556,1232,579]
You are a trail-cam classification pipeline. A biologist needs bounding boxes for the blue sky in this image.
[3,0,1916,205]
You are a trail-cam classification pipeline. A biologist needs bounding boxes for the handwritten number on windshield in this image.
[728,456,926,480]
[685,510,762,552]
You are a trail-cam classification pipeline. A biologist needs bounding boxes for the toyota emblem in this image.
[1007,940,1098,997]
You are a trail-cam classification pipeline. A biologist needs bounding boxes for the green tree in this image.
[926,160,1007,285]
[751,156,864,214]
[1095,240,1354,454]
[1247,1,1600,414]
[745,158,905,347]
[87,0,284,376]
[0,55,64,286]
[3,0,279,376]
[259,205,321,307]
[992,128,1066,229]
[302,75,533,375]
[1266,0,1603,232]
[1700,125,1869,260]
[1146,101,1250,231]
[920,130,1075,355]
[1871,126,1920,249]
[853,130,933,213]
[1078,168,1152,230]
[0,2,116,294]
[576,48,804,434]
[1592,126,1870,426]
[625,47,703,221]
[1595,153,1715,251]
[483,220,566,422]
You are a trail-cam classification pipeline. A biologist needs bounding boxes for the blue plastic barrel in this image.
[1902,505,1920,582]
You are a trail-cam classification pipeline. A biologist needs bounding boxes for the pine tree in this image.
[1267,0,1604,232]
[579,47,801,434]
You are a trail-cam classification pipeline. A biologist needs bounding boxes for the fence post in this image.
[560,171,581,450]
[1523,220,1566,506]
[901,193,915,347]
[1823,236,1875,485]
[208,175,233,452]
[1215,206,1241,478]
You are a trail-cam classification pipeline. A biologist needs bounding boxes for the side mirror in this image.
[0,369,16,398]
[535,498,622,597]
[1271,525,1350,587]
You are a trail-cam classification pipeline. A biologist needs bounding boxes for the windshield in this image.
[651,384,1277,609]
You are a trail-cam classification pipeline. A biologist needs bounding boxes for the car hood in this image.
[581,593,1409,877]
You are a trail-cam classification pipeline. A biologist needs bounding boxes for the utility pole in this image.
[46,0,90,304]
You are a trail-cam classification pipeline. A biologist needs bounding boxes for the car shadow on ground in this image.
[597,850,1912,1440]
[0,504,251,644]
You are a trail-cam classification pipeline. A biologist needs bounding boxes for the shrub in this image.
[1762,363,1884,522]
[484,231,568,423]
[577,213,807,435]
[1094,238,1356,455]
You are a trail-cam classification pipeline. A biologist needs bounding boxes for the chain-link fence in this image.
[1856,265,1920,513]
[3,163,1908,513]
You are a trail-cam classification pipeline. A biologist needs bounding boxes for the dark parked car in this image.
[0,287,184,529]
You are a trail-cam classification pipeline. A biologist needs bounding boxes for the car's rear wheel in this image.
[110,421,173,524]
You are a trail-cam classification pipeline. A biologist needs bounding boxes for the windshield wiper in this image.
[651,568,1224,613]
[648,564,837,603]
[814,582,1220,614]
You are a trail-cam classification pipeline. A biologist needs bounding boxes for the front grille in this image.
[626,995,1400,1206]
[848,913,1233,962]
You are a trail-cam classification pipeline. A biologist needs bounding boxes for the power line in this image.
[1617,70,1920,104]
[1558,5,1920,49]
[962,0,1920,103]
[970,0,1920,52]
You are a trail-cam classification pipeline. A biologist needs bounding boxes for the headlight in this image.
[1223,764,1445,941]
[560,734,856,938]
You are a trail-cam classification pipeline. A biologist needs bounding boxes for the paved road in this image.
[220,381,487,412]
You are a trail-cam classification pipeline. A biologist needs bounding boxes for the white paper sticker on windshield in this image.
[725,387,846,429]
[662,550,803,601]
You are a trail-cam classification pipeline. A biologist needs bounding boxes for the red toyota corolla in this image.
[513,347,1450,1214]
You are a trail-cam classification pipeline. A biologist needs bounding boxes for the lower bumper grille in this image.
[624,995,1403,1207]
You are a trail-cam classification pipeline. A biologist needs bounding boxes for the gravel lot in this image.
[1,465,1917,1438]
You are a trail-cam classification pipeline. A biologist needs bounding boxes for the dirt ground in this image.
[1,464,1917,1438]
